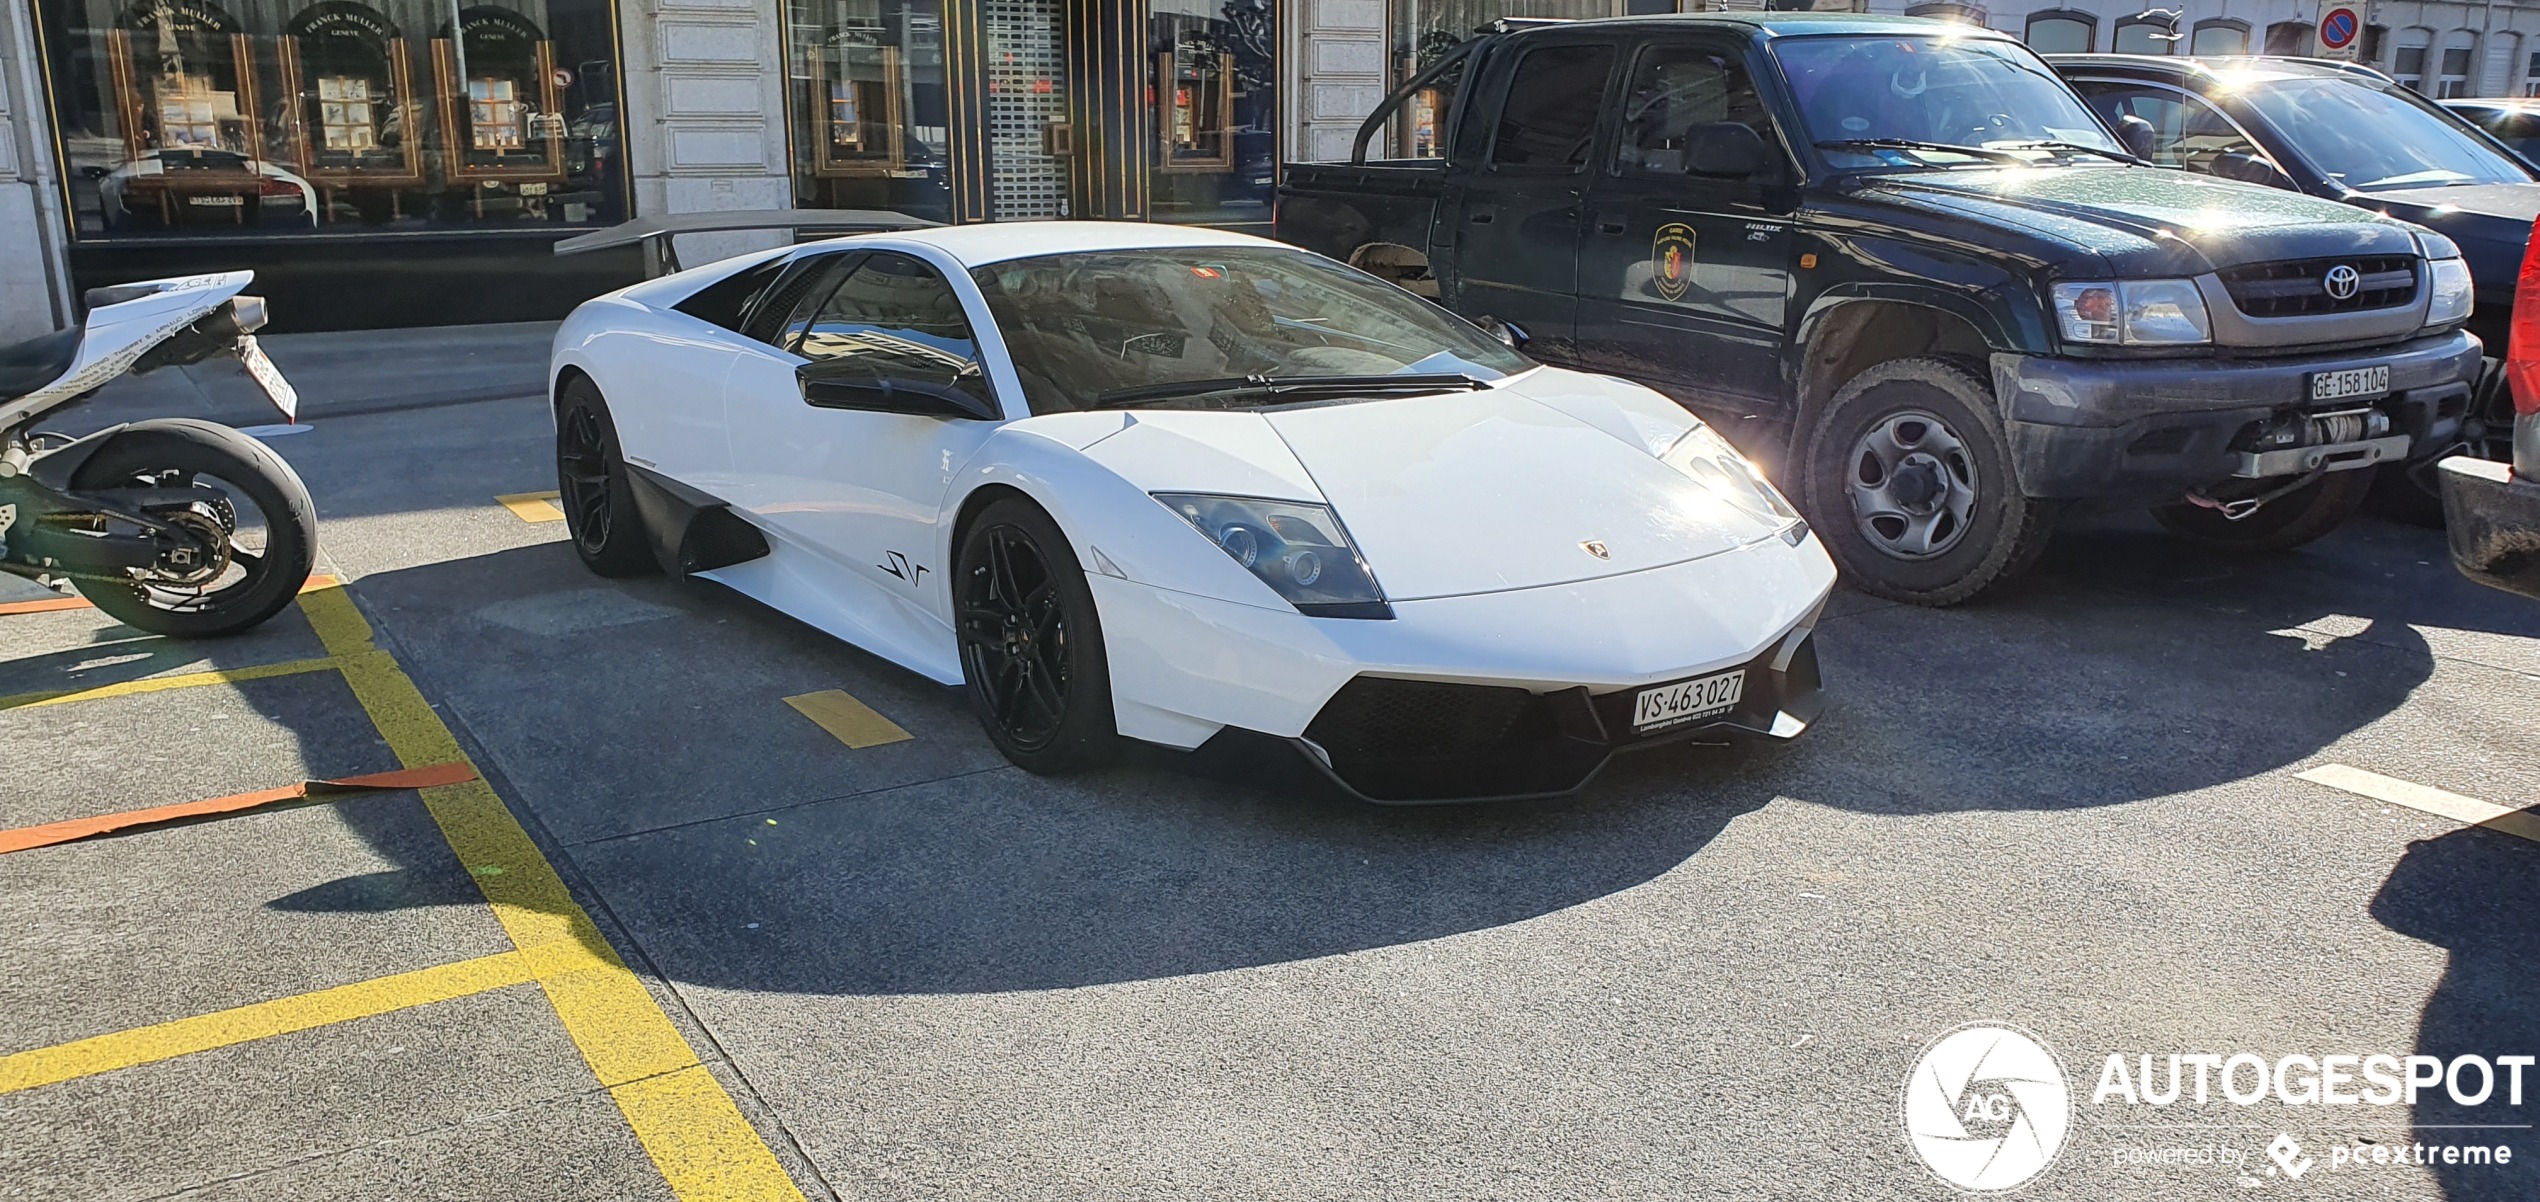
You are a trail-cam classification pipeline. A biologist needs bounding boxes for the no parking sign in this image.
[2315,5,2362,59]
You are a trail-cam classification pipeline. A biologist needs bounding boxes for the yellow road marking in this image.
[0,656,342,712]
[784,689,914,749]
[2297,763,2540,844]
[0,952,535,1094]
[496,491,567,523]
[298,584,803,1201]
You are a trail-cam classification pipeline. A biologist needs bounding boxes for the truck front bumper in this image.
[2435,414,2540,600]
[1991,331,2482,501]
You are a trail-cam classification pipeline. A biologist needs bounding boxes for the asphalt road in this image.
[2,323,2535,1201]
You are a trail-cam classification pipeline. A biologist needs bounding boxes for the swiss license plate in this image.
[237,336,300,422]
[1632,668,1746,733]
[187,195,243,207]
[2310,365,2390,402]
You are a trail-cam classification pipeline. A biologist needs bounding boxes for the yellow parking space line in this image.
[0,951,535,1095]
[0,656,343,712]
[297,584,804,1202]
[2297,763,2540,844]
[497,491,567,523]
[784,689,913,749]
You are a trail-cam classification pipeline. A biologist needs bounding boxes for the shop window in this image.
[2438,32,2477,98]
[785,0,952,223]
[35,0,626,238]
[2392,28,2432,93]
[2113,15,2177,55]
[2189,19,2248,57]
[2528,50,2540,97]
[2263,21,2314,55]
[2024,12,2095,55]
[1148,0,1275,225]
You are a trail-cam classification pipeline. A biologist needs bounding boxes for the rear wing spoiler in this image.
[553,209,943,277]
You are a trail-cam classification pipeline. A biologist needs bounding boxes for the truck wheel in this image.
[2149,470,2371,552]
[1800,357,2056,606]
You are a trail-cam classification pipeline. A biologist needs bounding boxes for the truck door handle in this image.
[1596,218,1627,234]
[1467,211,1495,225]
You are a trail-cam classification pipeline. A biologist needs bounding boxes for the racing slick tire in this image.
[1799,356,2056,607]
[2150,468,2372,552]
[68,418,316,638]
[554,375,656,578]
[954,495,1120,774]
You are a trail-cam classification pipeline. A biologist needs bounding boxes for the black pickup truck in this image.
[1276,13,2485,605]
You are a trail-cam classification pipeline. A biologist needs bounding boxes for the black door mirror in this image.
[2209,150,2294,190]
[1472,314,1530,350]
[796,360,999,420]
[1681,122,1772,179]
[2115,113,2159,160]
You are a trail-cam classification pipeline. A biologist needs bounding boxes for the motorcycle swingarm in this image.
[1,477,224,580]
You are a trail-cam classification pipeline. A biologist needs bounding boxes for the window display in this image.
[786,0,951,223]
[34,0,626,238]
[1147,0,1273,225]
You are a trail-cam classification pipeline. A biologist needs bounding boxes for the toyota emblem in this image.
[2323,264,2362,300]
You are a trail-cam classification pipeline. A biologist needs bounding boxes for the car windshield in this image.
[971,246,1531,413]
[1774,34,2126,166]
[2239,78,2530,191]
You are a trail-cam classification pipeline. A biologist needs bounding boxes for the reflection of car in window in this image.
[2442,98,2540,171]
[95,149,320,232]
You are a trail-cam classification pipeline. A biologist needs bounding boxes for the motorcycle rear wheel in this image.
[67,418,316,638]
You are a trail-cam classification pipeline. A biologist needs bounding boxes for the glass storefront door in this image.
[981,0,1071,218]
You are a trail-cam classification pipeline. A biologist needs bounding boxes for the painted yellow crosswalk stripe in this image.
[0,656,343,712]
[785,689,913,749]
[298,584,804,1201]
[496,491,567,523]
[2297,763,2540,844]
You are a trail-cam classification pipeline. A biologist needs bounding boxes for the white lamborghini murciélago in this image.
[550,222,1834,802]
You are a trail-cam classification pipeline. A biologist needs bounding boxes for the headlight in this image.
[2052,279,2213,346]
[1153,493,1391,618]
[1659,421,1808,542]
[2425,257,2475,327]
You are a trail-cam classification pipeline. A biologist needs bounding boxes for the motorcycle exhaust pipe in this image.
[132,296,269,376]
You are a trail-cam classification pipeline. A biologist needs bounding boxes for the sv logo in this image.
[878,550,930,587]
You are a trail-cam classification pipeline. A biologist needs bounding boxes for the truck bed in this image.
[1276,160,1446,275]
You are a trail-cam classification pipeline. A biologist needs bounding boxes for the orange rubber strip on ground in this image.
[0,761,477,855]
[0,574,342,617]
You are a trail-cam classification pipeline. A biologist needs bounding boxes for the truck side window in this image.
[1614,46,1773,176]
[2071,82,2275,179]
[1490,44,1616,170]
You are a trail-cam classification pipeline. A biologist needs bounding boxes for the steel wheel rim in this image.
[557,405,612,552]
[956,524,1070,750]
[1846,409,1978,560]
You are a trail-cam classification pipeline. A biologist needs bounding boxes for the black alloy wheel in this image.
[554,377,654,577]
[954,497,1116,773]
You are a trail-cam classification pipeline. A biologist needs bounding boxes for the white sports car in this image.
[549,222,1835,802]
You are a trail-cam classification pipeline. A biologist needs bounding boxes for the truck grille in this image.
[2218,256,2417,318]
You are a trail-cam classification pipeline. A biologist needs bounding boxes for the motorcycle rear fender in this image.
[24,424,131,491]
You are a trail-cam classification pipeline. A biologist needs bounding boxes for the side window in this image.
[2072,82,2272,177]
[1490,43,1615,170]
[1614,45,1773,176]
[793,252,993,405]
[740,252,858,347]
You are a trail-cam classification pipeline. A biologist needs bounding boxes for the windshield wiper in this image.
[1814,138,2027,165]
[1985,139,2146,165]
[1095,372,1489,409]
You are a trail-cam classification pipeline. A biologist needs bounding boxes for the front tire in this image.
[1799,357,2056,606]
[68,419,316,638]
[953,496,1118,774]
[554,376,656,578]
[2150,469,2371,552]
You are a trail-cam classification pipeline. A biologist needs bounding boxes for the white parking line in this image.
[2296,763,2540,844]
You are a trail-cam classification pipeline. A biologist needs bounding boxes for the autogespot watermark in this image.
[1899,1025,2532,1193]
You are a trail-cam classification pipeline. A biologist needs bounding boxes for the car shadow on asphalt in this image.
[2369,826,2540,1202]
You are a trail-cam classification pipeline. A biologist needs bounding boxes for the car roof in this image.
[800,220,1289,269]
[2046,52,2396,86]
[1510,11,2009,40]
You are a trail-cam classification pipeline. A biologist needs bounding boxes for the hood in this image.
[2364,184,2540,295]
[1866,166,2420,275]
[1074,374,1789,602]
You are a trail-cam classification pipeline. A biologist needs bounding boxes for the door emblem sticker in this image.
[1652,222,1697,302]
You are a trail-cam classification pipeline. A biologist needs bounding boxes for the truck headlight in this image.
[2425,257,2475,327]
[2052,279,2213,346]
[1153,493,1391,618]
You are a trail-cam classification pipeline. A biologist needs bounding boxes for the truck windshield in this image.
[1773,35,2125,167]
[972,247,1531,413]
[2237,77,2531,191]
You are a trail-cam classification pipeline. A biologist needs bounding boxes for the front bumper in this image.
[1991,331,2482,500]
[1088,534,1837,803]
[2436,417,2540,600]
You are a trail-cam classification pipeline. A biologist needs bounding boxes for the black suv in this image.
[1279,16,2485,604]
